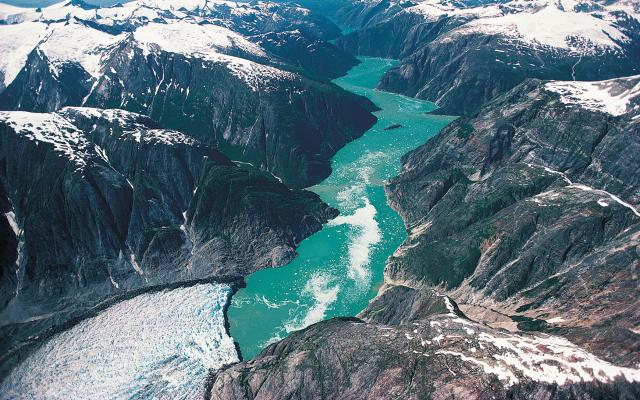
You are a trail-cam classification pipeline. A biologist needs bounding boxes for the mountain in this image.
[331,0,640,115]
[0,0,377,188]
[208,314,640,400]
[207,75,640,398]
[1,0,639,397]
[0,106,338,371]
[383,74,640,365]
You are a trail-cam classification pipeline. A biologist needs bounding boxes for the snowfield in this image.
[0,21,49,88]
[459,5,628,54]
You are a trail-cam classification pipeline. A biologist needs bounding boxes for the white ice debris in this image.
[327,197,381,285]
[544,75,640,116]
[283,272,339,334]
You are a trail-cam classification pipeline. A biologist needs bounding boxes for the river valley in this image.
[228,58,454,359]
[0,58,454,398]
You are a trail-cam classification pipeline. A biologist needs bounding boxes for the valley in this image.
[228,57,453,359]
[0,1,639,399]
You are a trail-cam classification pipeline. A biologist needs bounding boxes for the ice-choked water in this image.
[0,283,238,400]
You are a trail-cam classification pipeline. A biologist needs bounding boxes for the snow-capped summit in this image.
[0,110,92,170]
[0,0,373,190]
[459,1,630,55]
[401,0,637,55]
[0,0,346,97]
[0,0,343,92]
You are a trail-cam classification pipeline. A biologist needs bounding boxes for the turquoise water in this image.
[227,58,454,359]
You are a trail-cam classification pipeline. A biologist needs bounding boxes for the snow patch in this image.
[0,111,91,170]
[544,75,640,116]
[4,211,20,236]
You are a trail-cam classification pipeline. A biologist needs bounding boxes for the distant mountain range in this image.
[1,0,123,7]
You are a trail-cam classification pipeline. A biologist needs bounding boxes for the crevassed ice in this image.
[0,283,238,400]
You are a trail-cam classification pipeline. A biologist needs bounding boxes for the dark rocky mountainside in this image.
[384,76,640,366]
[0,0,377,188]
[208,312,640,400]
[0,107,335,371]
[331,0,640,115]
[208,75,640,398]
[252,30,359,80]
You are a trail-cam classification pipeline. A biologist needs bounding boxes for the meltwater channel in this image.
[0,58,453,399]
[228,58,453,359]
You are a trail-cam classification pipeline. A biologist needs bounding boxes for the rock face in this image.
[0,0,376,188]
[333,0,640,115]
[208,312,640,400]
[0,107,336,367]
[384,76,640,366]
[207,76,640,398]
[335,0,449,58]
[252,30,359,79]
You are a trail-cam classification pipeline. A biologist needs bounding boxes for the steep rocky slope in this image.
[0,0,376,188]
[207,75,640,398]
[0,107,336,371]
[209,312,640,399]
[332,0,640,115]
[383,75,640,366]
